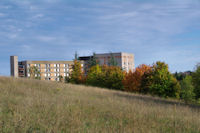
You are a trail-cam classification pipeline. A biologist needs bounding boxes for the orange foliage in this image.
[123,64,152,92]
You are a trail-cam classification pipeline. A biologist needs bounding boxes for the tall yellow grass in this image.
[0,77,199,132]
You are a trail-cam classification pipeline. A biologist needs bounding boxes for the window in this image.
[54,64,56,67]
[34,64,37,67]
[44,73,47,77]
[66,64,69,68]
[48,73,50,77]
[54,69,56,72]
[63,64,66,67]
[64,69,65,72]
[28,73,30,77]
[66,68,69,72]
[27,64,30,68]
[64,73,66,76]
[56,64,60,67]
[54,73,56,76]
[57,69,59,72]
[67,73,69,77]
[46,64,50,67]
[81,64,84,67]
[44,68,47,72]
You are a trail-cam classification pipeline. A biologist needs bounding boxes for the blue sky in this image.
[0,0,200,75]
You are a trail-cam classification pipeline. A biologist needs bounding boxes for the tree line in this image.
[68,53,200,104]
[28,52,200,104]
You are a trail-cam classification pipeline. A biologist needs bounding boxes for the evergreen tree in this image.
[108,53,118,66]
[88,52,99,68]
[74,51,78,60]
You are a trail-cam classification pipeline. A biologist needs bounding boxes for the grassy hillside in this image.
[0,77,199,133]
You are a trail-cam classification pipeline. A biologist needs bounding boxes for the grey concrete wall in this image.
[95,53,122,67]
[10,56,18,77]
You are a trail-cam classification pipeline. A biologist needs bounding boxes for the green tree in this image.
[101,65,124,90]
[108,53,118,66]
[142,61,180,98]
[86,65,124,90]
[86,64,103,87]
[180,75,195,103]
[192,63,200,99]
[29,66,40,79]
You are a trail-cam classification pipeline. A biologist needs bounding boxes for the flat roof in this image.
[79,52,134,57]
[20,60,75,64]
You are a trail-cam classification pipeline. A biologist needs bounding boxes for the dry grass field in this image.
[0,77,200,133]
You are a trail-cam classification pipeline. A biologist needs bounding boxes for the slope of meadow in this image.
[0,77,199,133]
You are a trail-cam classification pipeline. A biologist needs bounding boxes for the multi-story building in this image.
[10,52,135,80]
[10,56,80,81]
[79,52,135,72]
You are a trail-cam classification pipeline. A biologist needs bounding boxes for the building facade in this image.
[10,52,134,80]
[79,52,135,72]
[10,56,80,81]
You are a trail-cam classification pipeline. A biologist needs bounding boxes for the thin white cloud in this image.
[36,36,56,42]
[0,13,6,17]
[32,13,44,19]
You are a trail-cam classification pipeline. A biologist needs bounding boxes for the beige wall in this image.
[25,61,74,81]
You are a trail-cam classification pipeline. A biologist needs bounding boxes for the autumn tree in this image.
[70,52,85,84]
[123,64,151,92]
